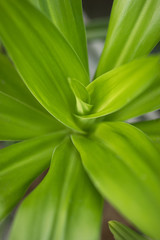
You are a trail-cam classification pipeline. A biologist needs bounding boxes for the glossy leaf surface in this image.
[9,138,103,240]
[82,57,160,119]
[38,0,89,73]
[109,221,147,240]
[0,130,66,220]
[96,0,160,76]
[0,0,89,131]
[72,122,160,240]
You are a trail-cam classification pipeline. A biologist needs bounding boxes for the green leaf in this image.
[38,0,89,73]
[133,119,160,139]
[0,0,89,132]
[0,53,64,140]
[0,93,64,140]
[0,130,66,220]
[9,138,103,240]
[96,0,160,76]
[133,119,160,152]
[104,80,160,121]
[0,53,45,111]
[72,122,160,240]
[109,221,147,240]
[68,78,93,115]
[81,56,160,119]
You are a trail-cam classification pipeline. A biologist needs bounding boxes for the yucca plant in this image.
[0,0,160,239]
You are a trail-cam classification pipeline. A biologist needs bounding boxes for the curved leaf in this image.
[38,0,89,73]
[9,138,103,240]
[81,57,160,119]
[109,221,147,240]
[0,130,66,220]
[68,78,93,115]
[0,0,89,131]
[0,93,64,140]
[105,81,160,121]
[72,122,160,240]
[0,53,45,111]
[133,119,160,152]
[0,54,64,140]
[96,0,160,76]
[133,119,160,139]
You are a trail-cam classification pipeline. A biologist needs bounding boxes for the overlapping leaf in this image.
[0,0,89,131]
[109,221,147,240]
[38,0,89,73]
[133,119,160,151]
[79,56,160,119]
[105,81,160,121]
[0,130,66,220]
[9,138,103,240]
[0,54,64,140]
[72,122,160,240]
[96,0,160,76]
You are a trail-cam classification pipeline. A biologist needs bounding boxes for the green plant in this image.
[0,0,160,239]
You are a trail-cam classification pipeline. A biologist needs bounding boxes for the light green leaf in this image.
[0,93,64,140]
[0,53,64,140]
[96,0,160,76]
[133,119,160,152]
[133,119,160,139]
[81,56,160,119]
[68,78,93,115]
[0,53,46,111]
[0,130,66,220]
[0,0,89,132]
[38,0,89,73]
[9,138,103,240]
[109,221,147,240]
[28,0,40,8]
[104,80,160,121]
[72,122,160,240]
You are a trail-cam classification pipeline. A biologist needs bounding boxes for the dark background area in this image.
[83,0,113,18]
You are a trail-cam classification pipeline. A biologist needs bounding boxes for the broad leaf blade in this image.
[109,221,147,240]
[96,0,160,76]
[0,0,89,131]
[0,53,45,111]
[38,0,89,73]
[0,130,66,220]
[133,119,160,152]
[72,122,160,240]
[105,80,160,121]
[9,138,103,240]
[133,119,160,139]
[0,53,64,140]
[0,93,64,140]
[81,57,160,119]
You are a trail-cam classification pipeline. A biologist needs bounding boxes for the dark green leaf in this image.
[9,138,103,240]
[72,122,160,240]
[0,130,66,220]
